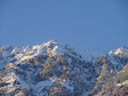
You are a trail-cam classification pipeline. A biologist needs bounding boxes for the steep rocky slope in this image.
[0,41,128,96]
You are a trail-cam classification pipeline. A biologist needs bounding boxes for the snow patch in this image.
[116,80,128,87]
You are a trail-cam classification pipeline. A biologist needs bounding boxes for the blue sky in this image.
[0,0,128,54]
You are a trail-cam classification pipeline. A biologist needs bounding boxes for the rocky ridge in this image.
[0,41,128,96]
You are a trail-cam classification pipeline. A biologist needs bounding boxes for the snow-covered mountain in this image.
[0,40,128,96]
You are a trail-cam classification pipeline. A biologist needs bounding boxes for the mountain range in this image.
[0,40,128,96]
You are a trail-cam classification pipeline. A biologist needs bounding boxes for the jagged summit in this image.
[42,40,58,47]
[108,46,128,56]
[0,41,89,96]
[0,41,128,96]
[11,40,60,56]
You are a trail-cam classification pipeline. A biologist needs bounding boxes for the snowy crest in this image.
[108,46,128,56]
[0,41,128,96]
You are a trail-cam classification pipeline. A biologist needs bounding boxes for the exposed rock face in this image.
[0,41,128,96]
[49,86,72,96]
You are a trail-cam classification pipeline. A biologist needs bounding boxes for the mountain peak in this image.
[108,46,128,56]
[42,40,58,47]
[1,42,128,96]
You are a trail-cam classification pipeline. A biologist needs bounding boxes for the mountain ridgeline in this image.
[0,41,128,96]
